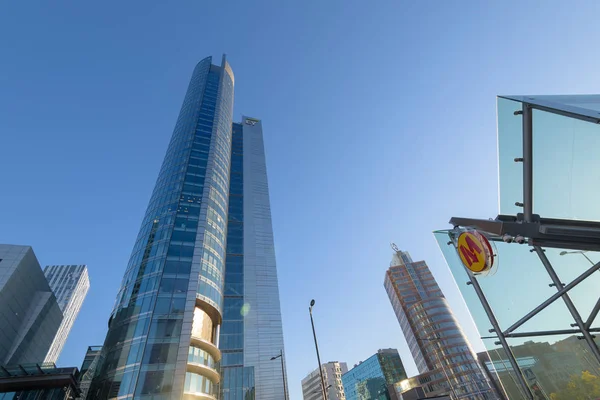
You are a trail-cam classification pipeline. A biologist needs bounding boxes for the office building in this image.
[394,369,453,399]
[88,55,287,400]
[0,363,80,400]
[43,265,90,363]
[384,249,496,399]
[0,245,62,366]
[342,349,407,400]
[302,361,348,400]
[79,346,102,400]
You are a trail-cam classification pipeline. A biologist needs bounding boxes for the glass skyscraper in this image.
[341,349,407,400]
[384,249,496,399]
[88,55,287,400]
[43,264,90,363]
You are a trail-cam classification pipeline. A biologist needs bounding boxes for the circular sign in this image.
[457,231,494,273]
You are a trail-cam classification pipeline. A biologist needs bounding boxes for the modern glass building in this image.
[434,95,600,399]
[43,264,90,363]
[79,345,102,400]
[0,245,63,366]
[341,349,407,400]
[88,55,287,400]
[384,249,497,399]
[0,363,80,400]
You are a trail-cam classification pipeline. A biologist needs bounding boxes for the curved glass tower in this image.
[89,55,235,399]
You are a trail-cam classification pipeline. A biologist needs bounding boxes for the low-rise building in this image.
[302,361,348,400]
[342,349,407,400]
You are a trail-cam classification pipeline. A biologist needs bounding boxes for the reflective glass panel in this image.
[434,231,600,399]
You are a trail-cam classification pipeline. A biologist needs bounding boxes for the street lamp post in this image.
[270,350,288,400]
[560,250,595,265]
[309,299,328,400]
[312,385,332,394]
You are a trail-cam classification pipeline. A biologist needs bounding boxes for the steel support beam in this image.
[586,297,600,329]
[468,274,534,399]
[482,327,600,340]
[533,246,600,364]
[522,104,533,222]
[504,259,600,335]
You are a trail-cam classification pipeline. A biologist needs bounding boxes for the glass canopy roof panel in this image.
[497,98,523,216]
[499,95,600,122]
[434,230,600,399]
[497,95,600,221]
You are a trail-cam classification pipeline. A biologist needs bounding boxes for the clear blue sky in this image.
[1,1,599,399]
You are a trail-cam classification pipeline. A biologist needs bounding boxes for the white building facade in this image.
[302,361,348,400]
[44,264,90,363]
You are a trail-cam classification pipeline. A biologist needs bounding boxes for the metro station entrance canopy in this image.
[435,95,600,400]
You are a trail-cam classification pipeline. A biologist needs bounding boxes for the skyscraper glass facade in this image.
[89,55,234,399]
[217,122,256,400]
[384,250,496,399]
[88,56,286,400]
[43,264,90,363]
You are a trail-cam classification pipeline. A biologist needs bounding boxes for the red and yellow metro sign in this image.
[457,231,494,273]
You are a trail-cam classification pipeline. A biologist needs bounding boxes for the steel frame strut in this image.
[446,101,600,399]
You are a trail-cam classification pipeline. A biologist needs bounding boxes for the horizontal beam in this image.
[449,215,600,252]
[504,259,600,335]
[482,327,600,340]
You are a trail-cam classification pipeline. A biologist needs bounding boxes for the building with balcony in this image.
[87,56,287,400]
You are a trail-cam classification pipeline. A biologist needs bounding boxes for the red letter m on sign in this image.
[460,235,482,268]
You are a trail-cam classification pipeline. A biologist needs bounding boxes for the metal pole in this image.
[504,259,600,334]
[522,103,533,222]
[280,350,288,400]
[534,246,600,364]
[479,355,508,400]
[310,304,328,400]
[468,274,534,399]
[582,253,595,265]
[586,298,600,329]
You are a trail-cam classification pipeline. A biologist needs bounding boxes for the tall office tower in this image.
[301,361,348,400]
[384,248,496,399]
[43,265,90,363]
[88,56,287,400]
[0,245,62,365]
[342,349,407,400]
[219,119,287,399]
[79,345,102,400]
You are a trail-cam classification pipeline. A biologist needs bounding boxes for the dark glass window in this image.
[148,319,182,339]
[170,298,186,314]
[143,343,179,365]
[154,297,171,315]
[137,370,173,395]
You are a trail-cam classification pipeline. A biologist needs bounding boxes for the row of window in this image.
[188,346,215,368]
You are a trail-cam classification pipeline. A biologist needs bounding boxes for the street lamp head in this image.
[270,356,277,360]
[310,299,315,307]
